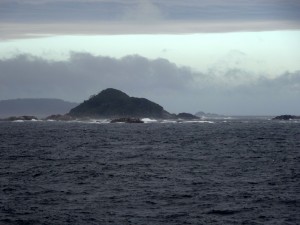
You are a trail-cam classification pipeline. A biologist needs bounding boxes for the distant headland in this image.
[0,98,78,118]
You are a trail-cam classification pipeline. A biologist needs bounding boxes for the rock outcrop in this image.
[272,115,300,120]
[195,111,223,118]
[45,114,74,121]
[176,113,199,120]
[110,118,144,123]
[0,115,38,121]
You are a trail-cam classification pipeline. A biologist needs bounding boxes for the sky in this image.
[0,0,300,115]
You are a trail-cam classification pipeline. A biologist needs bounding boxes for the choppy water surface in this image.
[0,119,299,225]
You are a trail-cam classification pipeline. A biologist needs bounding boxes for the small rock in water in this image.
[272,115,300,120]
[1,115,38,121]
[45,114,74,121]
[110,118,144,123]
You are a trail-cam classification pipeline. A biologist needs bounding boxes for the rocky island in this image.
[68,88,174,119]
[177,113,199,120]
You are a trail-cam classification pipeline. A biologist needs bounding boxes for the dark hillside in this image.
[69,88,172,118]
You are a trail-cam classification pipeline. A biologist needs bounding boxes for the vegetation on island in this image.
[68,88,173,119]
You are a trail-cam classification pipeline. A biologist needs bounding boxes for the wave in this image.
[141,118,158,123]
[12,120,24,122]
[181,120,215,124]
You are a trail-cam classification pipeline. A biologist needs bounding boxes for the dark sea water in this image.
[0,119,299,225]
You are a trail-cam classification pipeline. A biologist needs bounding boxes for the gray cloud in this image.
[2,20,299,41]
[1,0,299,22]
[0,53,196,101]
[0,53,299,115]
[0,0,299,39]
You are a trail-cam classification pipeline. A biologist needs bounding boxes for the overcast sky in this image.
[0,0,299,115]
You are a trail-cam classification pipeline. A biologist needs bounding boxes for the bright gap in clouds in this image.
[1,31,299,76]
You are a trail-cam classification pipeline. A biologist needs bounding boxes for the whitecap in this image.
[142,118,158,123]
[161,120,177,123]
[90,119,110,124]
[183,120,215,124]
[98,119,110,124]
[30,119,41,122]
[13,120,24,122]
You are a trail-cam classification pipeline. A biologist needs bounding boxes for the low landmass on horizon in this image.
[0,98,78,118]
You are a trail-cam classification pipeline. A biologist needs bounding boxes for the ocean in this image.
[0,118,299,225]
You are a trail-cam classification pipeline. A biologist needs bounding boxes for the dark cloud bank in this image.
[1,0,300,39]
[1,0,299,23]
[0,53,299,115]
